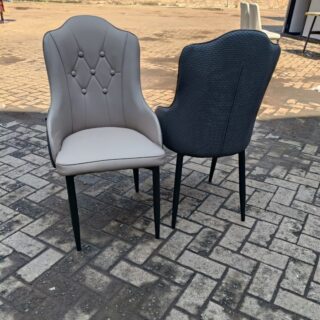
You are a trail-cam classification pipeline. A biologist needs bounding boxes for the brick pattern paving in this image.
[0,111,320,320]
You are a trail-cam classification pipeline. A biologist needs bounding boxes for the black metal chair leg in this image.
[303,16,317,54]
[239,151,246,222]
[133,168,139,193]
[66,176,81,251]
[209,157,217,183]
[152,167,160,239]
[172,154,184,229]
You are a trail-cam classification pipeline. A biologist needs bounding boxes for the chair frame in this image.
[171,152,245,229]
[65,168,160,251]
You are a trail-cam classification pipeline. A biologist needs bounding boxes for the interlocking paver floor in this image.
[1,2,320,320]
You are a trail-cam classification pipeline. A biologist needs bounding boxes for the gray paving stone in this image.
[248,263,282,301]
[0,185,35,206]
[270,238,317,264]
[275,289,320,320]
[245,206,282,224]
[267,202,306,221]
[17,248,63,282]
[189,211,228,232]
[178,250,225,279]
[27,183,63,203]
[1,113,320,318]
[3,231,45,257]
[286,174,319,188]
[0,214,33,241]
[272,187,295,206]
[73,265,112,293]
[298,234,320,253]
[0,203,18,223]
[276,217,303,243]
[177,273,216,315]
[303,214,320,239]
[145,255,194,285]
[111,261,159,287]
[248,190,273,209]
[213,268,250,309]
[93,239,132,271]
[280,260,313,295]
[166,309,191,320]
[198,194,225,215]
[140,279,181,320]
[17,173,49,189]
[264,177,298,191]
[188,228,221,254]
[216,208,255,227]
[202,301,241,320]
[296,185,316,203]
[0,242,13,257]
[308,282,320,303]
[159,231,193,260]
[241,295,293,320]
[127,238,161,264]
[210,246,257,274]
[219,224,250,251]
[292,200,320,216]
[249,221,277,247]
[241,242,288,269]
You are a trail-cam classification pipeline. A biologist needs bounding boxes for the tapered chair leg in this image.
[172,154,184,229]
[66,176,81,251]
[238,151,246,222]
[209,157,217,183]
[133,168,139,193]
[152,167,161,239]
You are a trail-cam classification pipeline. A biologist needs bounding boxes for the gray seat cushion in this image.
[56,127,165,176]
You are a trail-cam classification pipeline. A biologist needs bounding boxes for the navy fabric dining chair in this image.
[156,30,280,228]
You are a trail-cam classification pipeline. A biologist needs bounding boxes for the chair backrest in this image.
[249,3,262,30]
[168,30,280,157]
[240,2,250,29]
[43,16,139,134]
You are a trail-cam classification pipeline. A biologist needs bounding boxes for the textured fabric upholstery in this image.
[56,127,165,176]
[156,30,280,157]
[43,16,164,174]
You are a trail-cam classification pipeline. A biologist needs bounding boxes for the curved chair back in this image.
[43,15,142,161]
[164,30,280,157]
[249,3,262,31]
[240,2,250,29]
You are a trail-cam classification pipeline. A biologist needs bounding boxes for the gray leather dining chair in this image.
[156,30,280,228]
[43,16,165,251]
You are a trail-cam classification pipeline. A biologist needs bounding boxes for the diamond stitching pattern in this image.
[71,51,117,93]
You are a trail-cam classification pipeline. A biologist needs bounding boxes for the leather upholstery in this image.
[156,30,280,157]
[56,127,165,176]
[43,16,164,175]
[240,2,250,29]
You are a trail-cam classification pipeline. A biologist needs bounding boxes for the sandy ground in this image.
[0,2,319,118]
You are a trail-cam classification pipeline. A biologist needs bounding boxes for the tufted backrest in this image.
[163,30,280,157]
[44,16,132,133]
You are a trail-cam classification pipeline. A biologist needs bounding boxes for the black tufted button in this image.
[100,51,105,57]
[81,88,87,95]
[90,69,96,75]
[102,88,108,94]
[71,70,76,77]
[110,70,115,76]
[78,51,84,58]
